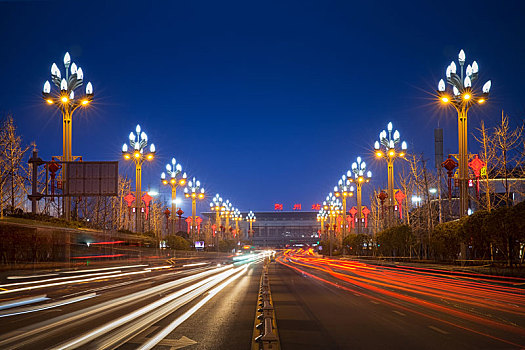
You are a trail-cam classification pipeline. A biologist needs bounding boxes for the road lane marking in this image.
[392,310,406,316]
[370,300,380,304]
[428,325,450,334]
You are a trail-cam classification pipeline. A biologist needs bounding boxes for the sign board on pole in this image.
[66,162,118,196]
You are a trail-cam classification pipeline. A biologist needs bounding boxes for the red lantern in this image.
[468,155,486,199]
[394,190,406,219]
[442,155,458,200]
[362,206,370,228]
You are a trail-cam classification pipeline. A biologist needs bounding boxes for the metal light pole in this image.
[317,209,327,242]
[351,157,372,234]
[233,208,242,250]
[161,158,187,235]
[246,210,256,238]
[333,175,354,238]
[221,200,233,239]
[210,194,225,246]
[42,52,94,220]
[184,177,205,242]
[374,123,406,225]
[437,49,491,217]
[122,125,156,233]
[323,193,342,256]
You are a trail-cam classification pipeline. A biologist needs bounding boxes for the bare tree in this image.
[0,116,32,216]
[474,120,497,211]
[492,112,523,207]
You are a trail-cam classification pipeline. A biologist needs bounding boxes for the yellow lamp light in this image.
[463,93,471,100]
[46,99,53,104]
[441,96,449,103]
[61,96,69,103]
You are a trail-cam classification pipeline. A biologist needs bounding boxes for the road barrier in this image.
[252,258,279,350]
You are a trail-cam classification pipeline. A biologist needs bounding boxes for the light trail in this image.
[279,250,525,348]
[0,293,96,318]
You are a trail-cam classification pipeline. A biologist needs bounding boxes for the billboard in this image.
[66,162,118,196]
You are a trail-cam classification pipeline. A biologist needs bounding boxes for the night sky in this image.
[1,0,524,215]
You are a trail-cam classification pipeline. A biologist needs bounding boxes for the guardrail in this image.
[252,258,280,350]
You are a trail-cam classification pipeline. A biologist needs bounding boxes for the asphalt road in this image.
[0,253,265,349]
[272,250,525,350]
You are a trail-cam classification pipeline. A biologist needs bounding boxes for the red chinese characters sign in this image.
[274,203,283,211]
[293,204,302,210]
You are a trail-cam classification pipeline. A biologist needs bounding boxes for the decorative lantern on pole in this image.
[442,155,458,200]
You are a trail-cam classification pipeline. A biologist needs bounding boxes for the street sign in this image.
[66,161,118,196]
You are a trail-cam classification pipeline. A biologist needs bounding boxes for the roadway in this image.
[273,249,525,350]
[0,253,266,349]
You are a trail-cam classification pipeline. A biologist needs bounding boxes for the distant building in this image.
[202,211,320,247]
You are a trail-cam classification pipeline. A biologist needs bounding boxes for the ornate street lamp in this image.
[350,157,372,234]
[210,194,225,240]
[122,124,156,233]
[323,193,342,256]
[232,208,243,247]
[374,122,406,225]
[317,208,328,241]
[161,158,187,235]
[436,49,491,217]
[184,177,205,240]
[220,200,233,238]
[333,174,354,237]
[42,52,94,219]
[246,210,256,237]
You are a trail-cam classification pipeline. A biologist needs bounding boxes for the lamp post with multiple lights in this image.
[437,49,491,217]
[221,200,233,238]
[42,52,94,219]
[122,125,156,233]
[184,177,205,241]
[161,158,187,235]
[233,208,242,248]
[350,157,372,234]
[210,194,225,239]
[246,210,256,237]
[317,208,328,241]
[374,122,406,225]
[333,174,354,237]
[323,193,342,256]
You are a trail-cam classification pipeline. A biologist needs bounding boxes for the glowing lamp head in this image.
[478,98,485,104]
[393,130,400,141]
[85,82,93,95]
[70,62,78,75]
[401,141,407,150]
[136,124,141,134]
[441,96,450,103]
[43,81,51,94]
[463,93,471,100]
[450,61,457,74]
[149,143,156,153]
[374,141,380,150]
[123,154,130,160]
[51,63,60,77]
[64,52,71,66]
[81,99,89,105]
[464,76,472,88]
[376,151,382,157]
[446,65,451,79]
[60,79,67,91]
[472,61,479,74]
[438,79,445,92]
[482,80,491,94]
[458,49,465,63]
[453,86,460,96]
[61,95,69,103]
[134,151,140,159]
[77,67,84,80]
[387,122,393,131]
[46,99,53,104]
[161,172,166,180]
[389,150,395,157]
[122,143,128,152]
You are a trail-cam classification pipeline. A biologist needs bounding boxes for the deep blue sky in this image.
[1,0,524,214]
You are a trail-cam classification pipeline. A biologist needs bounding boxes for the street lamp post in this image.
[161,158,187,235]
[374,123,406,225]
[333,175,354,238]
[42,52,94,219]
[184,177,205,243]
[317,209,327,242]
[122,125,156,233]
[233,208,242,250]
[351,157,372,234]
[210,194,225,246]
[221,200,233,239]
[323,193,342,256]
[437,49,491,217]
[246,210,256,238]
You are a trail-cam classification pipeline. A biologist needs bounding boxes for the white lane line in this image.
[392,310,406,316]
[370,300,380,305]
[428,325,450,335]
[0,295,49,310]
[353,293,360,297]
[0,293,96,318]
